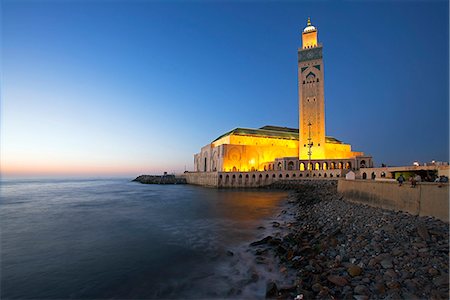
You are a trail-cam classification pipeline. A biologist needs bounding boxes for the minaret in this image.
[298,17,326,160]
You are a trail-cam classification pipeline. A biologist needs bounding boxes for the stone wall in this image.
[184,172,219,187]
[337,179,449,222]
[185,169,344,188]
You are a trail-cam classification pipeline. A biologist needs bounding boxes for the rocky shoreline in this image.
[249,180,449,299]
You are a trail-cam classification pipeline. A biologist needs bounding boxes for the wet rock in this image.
[265,281,278,298]
[250,236,273,246]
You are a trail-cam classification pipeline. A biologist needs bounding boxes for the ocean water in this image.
[0,178,289,299]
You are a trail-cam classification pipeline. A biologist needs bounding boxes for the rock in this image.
[272,222,281,228]
[373,282,385,295]
[265,281,278,298]
[311,282,322,292]
[380,259,393,269]
[433,274,449,287]
[386,281,401,290]
[417,224,430,241]
[428,267,439,276]
[327,275,348,287]
[226,250,234,256]
[250,236,273,246]
[368,258,378,267]
[347,264,362,277]
[354,285,369,295]
[391,248,404,257]
[384,269,397,279]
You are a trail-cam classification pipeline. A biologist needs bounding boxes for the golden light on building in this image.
[193,18,373,173]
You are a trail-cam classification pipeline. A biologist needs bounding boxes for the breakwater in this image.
[247,180,449,299]
[132,174,187,184]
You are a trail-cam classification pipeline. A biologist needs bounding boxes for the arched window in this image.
[288,161,294,170]
[265,174,269,178]
[315,162,320,170]
[279,174,283,178]
[345,162,352,170]
[239,174,242,178]
[232,174,236,179]
[278,162,282,170]
[219,174,223,179]
[330,162,335,170]
[232,166,237,172]
[324,173,327,178]
[286,174,289,178]
[300,173,303,177]
[323,162,328,170]
[259,174,262,178]
[338,162,343,169]
[272,174,276,178]
[293,173,296,178]
[362,173,367,179]
[360,160,366,168]
[245,174,249,179]
[381,172,386,178]
[330,174,333,178]
[371,172,376,180]
[204,157,207,172]
[252,174,256,179]
[300,163,305,171]
[308,163,313,170]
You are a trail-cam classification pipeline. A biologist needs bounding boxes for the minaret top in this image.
[303,17,317,33]
[302,17,318,49]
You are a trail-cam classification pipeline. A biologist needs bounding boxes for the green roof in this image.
[212,125,343,144]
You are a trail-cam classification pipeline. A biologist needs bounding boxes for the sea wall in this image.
[337,179,449,222]
[185,169,345,188]
[133,175,187,184]
[184,172,219,187]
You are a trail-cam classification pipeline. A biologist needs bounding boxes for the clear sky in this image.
[1,0,449,177]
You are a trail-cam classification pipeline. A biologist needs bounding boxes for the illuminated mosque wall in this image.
[194,18,373,173]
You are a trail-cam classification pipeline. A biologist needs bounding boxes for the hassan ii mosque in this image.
[194,18,373,174]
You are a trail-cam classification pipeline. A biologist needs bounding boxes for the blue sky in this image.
[1,0,449,176]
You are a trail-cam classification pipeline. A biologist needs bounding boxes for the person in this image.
[397,174,405,186]
[410,175,417,188]
[414,174,422,183]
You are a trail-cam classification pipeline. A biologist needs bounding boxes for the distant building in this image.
[194,18,373,173]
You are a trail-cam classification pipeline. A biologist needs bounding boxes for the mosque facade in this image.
[194,18,373,173]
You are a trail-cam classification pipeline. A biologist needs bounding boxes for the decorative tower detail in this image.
[298,17,326,160]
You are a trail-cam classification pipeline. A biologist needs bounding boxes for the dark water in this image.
[0,178,288,299]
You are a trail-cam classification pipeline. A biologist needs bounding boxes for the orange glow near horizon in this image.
[1,160,184,177]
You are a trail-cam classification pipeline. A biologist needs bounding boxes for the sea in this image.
[0,177,290,299]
